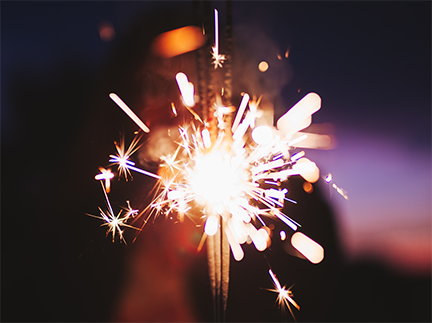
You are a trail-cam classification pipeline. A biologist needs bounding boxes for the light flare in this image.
[267,269,300,320]
[88,182,140,243]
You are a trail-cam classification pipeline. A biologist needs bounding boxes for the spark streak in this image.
[109,93,150,133]
[267,269,300,320]
[211,9,226,68]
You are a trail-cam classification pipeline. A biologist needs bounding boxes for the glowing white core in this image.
[190,151,243,208]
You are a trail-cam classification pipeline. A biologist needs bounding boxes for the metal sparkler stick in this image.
[206,3,234,321]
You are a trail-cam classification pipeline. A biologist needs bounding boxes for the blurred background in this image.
[2,1,430,322]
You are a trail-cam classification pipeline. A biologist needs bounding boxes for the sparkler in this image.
[93,87,323,318]
[87,6,346,321]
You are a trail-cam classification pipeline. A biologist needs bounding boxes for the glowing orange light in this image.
[151,26,205,58]
[258,61,269,72]
[303,181,314,193]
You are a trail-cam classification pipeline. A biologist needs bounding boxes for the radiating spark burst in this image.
[108,133,160,180]
[109,133,142,180]
[104,88,322,261]
[212,50,226,69]
[88,182,140,243]
[266,269,300,321]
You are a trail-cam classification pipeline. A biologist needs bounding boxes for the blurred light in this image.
[290,132,333,149]
[252,125,274,145]
[175,72,195,107]
[258,61,269,72]
[202,129,211,148]
[291,232,324,264]
[303,181,313,193]
[167,190,183,200]
[280,230,287,241]
[276,93,321,139]
[293,157,320,183]
[285,47,290,58]
[225,226,244,261]
[151,26,205,58]
[205,215,219,236]
[231,93,250,133]
[254,227,270,251]
[171,102,177,116]
[98,22,116,42]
